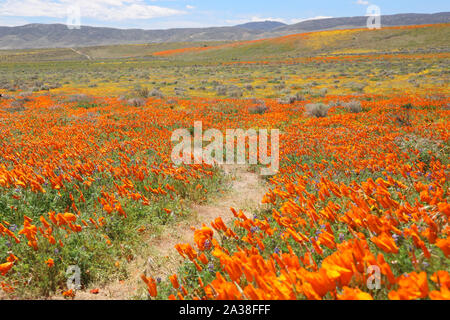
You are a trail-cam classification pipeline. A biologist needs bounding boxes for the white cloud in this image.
[186,5,195,10]
[0,16,31,26]
[0,0,185,21]
[356,0,370,5]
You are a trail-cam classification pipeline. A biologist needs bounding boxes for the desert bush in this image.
[278,92,304,104]
[391,104,413,126]
[294,92,305,101]
[18,91,32,98]
[318,88,328,96]
[347,82,367,93]
[48,83,62,89]
[305,103,330,118]
[249,105,268,115]
[216,85,242,98]
[132,87,149,98]
[174,87,187,96]
[343,100,362,113]
[127,98,146,107]
[278,95,297,104]
[228,89,243,98]
[249,100,268,115]
[149,88,164,98]
[66,94,93,104]
[216,85,227,95]
[5,99,26,112]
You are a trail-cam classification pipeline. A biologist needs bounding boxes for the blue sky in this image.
[0,0,448,29]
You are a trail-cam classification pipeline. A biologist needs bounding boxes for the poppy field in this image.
[0,24,449,300]
[152,94,449,300]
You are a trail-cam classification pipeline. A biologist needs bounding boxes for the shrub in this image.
[127,98,146,107]
[278,95,297,104]
[229,90,243,98]
[134,87,150,98]
[348,82,366,93]
[305,103,330,118]
[18,91,32,98]
[66,94,93,104]
[343,100,362,113]
[6,99,26,112]
[278,92,305,105]
[216,86,227,96]
[294,93,305,101]
[249,101,268,115]
[149,88,164,98]
[174,87,187,96]
[318,88,328,96]
[392,103,414,126]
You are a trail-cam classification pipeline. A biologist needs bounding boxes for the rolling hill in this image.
[0,12,449,49]
[0,23,449,63]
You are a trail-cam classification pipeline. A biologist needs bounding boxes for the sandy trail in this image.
[73,164,266,300]
[70,48,92,60]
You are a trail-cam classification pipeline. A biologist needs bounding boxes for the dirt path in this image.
[73,164,267,300]
[70,48,92,60]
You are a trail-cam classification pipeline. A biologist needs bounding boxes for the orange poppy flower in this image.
[141,274,157,297]
[45,258,54,268]
[435,238,450,258]
[371,232,399,254]
[169,274,180,289]
[337,287,373,300]
[194,226,214,251]
[62,289,76,299]
[388,272,429,300]
[0,262,13,276]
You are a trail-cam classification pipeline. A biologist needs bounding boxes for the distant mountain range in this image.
[0,12,449,50]
[234,21,287,31]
